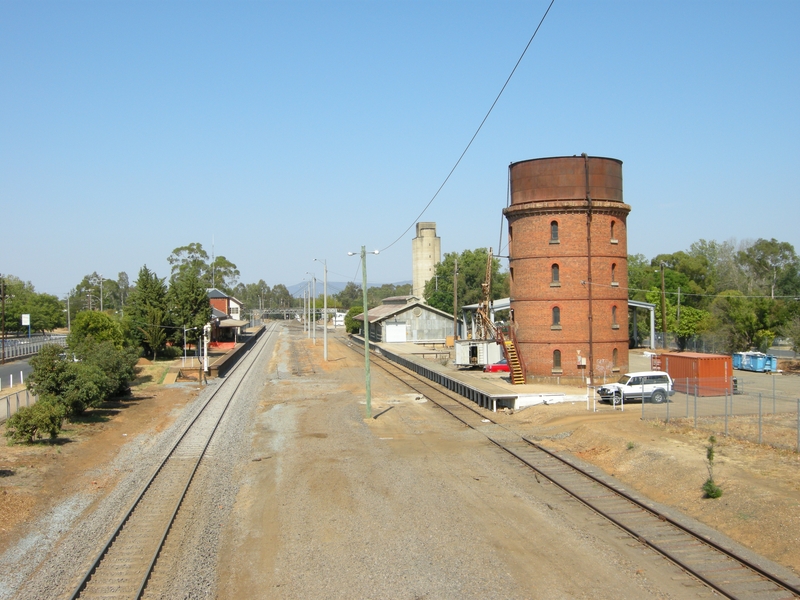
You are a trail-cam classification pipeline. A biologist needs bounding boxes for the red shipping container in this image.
[652,352,733,397]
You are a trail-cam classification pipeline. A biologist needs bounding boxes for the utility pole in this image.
[348,247,379,419]
[660,262,667,349]
[453,258,459,340]
[1,276,5,365]
[315,258,328,361]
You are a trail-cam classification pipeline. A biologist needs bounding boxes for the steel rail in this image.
[342,339,800,599]
[70,323,278,599]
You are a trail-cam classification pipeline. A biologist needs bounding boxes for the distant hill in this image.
[288,281,412,297]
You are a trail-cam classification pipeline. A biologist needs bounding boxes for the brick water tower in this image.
[503,155,631,384]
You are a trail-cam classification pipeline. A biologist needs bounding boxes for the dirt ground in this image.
[1,337,799,591]
[0,371,201,553]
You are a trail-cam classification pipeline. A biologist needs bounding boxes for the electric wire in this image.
[379,0,556,254]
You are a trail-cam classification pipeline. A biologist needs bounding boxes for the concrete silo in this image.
[503,155,631,384]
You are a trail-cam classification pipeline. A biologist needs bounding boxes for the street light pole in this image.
[307,272,316,345]
[315,259,328,361]
[349,247,379,419]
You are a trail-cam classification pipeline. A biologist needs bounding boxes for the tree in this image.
[26,344,110,416]
[0,276,65,334]
[737,238,799,298]
[139,308,167,360]
[126,265,168,352]
[168,266,212,348]
[167,243,240,293]
[344,305,363,334]
[710,292,778,353]
[67,311,123,350]
[334,282,363,310]
[423,248,506,315]
[782,315,800,355]
[167,243,209,281]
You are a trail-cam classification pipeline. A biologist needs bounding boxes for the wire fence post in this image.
[797,399,799,453]
[694,384,698,428]
[724,388,728,437]
[772,375,776,415]
[685,377,689,418]
[758,393,763,445]
[666,389,670,424]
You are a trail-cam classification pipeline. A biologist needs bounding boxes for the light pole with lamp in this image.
[314,258,328,361]
[306,272,316,345]
[348,247,379,419]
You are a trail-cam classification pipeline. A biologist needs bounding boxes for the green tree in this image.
[67,311,123,350]
[710,292,778,352]
[168,267,212,348]
[26,345,109,416]
[737,238,799,298]
[167,243,240,293]
[126,265,168,352]
[344,305,363,334]
[334,282,363,310]
[423,248,506,315]
[139,307,168,360]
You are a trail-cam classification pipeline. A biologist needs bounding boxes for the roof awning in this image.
[219,318,248,328]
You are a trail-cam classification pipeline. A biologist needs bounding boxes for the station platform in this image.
[369,339,590,411]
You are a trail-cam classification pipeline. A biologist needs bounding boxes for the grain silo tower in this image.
[412,222,441,301]
[503,155,631,384]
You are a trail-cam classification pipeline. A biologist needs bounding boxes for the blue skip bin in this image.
[733,352,778,373]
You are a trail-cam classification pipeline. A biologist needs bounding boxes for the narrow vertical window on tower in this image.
[610,220,618,244]
[552,349,562,372]
[551,306,561,329]
[551,263,560,286]
[611,263,618,286]
[613,347,618,368]
[612,305,619,329]
[550,220,559,243]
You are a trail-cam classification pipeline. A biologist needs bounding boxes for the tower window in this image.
[611,220,618,244]
[553,349,562,370]
[551,264,560,286]
[611,263,618,286]
[613,348,618,367]
[550,221,559,243]
[612,305,619,329]
[551,306,561,329]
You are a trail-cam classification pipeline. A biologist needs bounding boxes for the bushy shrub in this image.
[345,306,364,334]
[5,400,65,444]
[75,341,138,397]
[27,340,139,418]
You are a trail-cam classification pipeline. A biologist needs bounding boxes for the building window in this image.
[551,263,560,286]
[610,221,618,244]
[612,305,619,329]
[611,263,618,286]
[553,349,562,370]
[613,347,619,367]
[551,306,561,329]
[550,221,559,243]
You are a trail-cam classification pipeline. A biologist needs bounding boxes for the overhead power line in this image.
[380,0,557,254]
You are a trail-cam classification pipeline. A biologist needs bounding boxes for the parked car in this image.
[483,358,510,373]
[597,371,674,404]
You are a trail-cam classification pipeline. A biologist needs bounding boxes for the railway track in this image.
[68,323,278,600]
[346,339,800,600]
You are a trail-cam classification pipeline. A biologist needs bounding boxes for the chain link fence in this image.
[641,375,800,452]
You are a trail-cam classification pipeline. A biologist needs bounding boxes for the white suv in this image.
[597,371,674,405]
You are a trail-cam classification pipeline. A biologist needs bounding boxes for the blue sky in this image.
[3,0,798,297]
